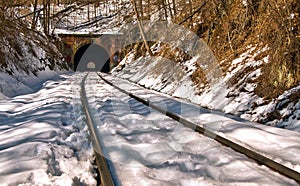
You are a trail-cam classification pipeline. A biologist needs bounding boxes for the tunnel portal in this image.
[74,43,110,72]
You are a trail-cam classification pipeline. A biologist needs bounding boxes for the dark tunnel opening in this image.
[74,43,110,72]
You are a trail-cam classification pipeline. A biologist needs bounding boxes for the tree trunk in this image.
[131,0,153,56]
[47,0,50,33]
[147,0,151,19]
[42,0,51,35]
[88,3,90,21]
[161,0,168,20]
[43,0,47,34]
[31,0,38,29]
[188,0,192,23]
[106,0,109,15]
[138,0,143,18]
[167,0,173,19]
[172,0,176,16]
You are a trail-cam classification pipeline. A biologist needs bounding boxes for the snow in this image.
[242,0,248,6]
[104,73,300,171]
[54,28,121,35]
[113,45,300,131]
[82,72,299,185]
[0,71,299,185]
[0,68,65,97]
[0,73,97,185]
[0,13,69,98]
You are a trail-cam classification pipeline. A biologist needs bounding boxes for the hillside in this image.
[0,8,68,97]
[112,0,300,131]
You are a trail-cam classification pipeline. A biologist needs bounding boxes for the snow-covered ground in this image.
[1,72,299,185]
[0,69,65,98]
[104,73,300,170]
[83,72,299,185]
[0,11,68,98]
[113,47,300,132]
[0,73,97,185]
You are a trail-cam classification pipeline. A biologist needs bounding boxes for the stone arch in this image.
[73,43,110,72]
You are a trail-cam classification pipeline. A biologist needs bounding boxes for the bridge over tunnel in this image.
[56,33,123,72]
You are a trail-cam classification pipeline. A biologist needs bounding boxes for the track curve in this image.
[98,73,300,184]
[81,72,300,185]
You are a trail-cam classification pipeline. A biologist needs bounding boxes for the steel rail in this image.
[98,73,300,184]
[81,74,115,186]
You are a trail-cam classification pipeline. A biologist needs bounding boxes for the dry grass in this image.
[191,63,208,94]
[252,0,299,99]
[126,0,299,100]
[153,43,192,63]
[171,0,300,100]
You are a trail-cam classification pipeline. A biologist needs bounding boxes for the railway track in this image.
[81,72,300,185]
[81,74,114,186]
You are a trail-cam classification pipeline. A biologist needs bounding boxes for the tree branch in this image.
[131,0,153,56]
[14,8,44,21]
[178,1,207,25]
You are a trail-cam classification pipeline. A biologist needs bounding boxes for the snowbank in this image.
[0,16,69,97]
[112,46,300,132]
[0,73,97,185]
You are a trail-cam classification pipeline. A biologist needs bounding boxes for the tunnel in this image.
[74,43,110,72]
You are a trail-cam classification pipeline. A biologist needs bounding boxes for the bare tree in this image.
[131,0,153,56]
[172,0,176,16]
[166,0,173,19]
[161,0,168,19]
[31,0,38,29]
[42,0,51,35]
[137,0,143,18]
[146,0,151,19]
